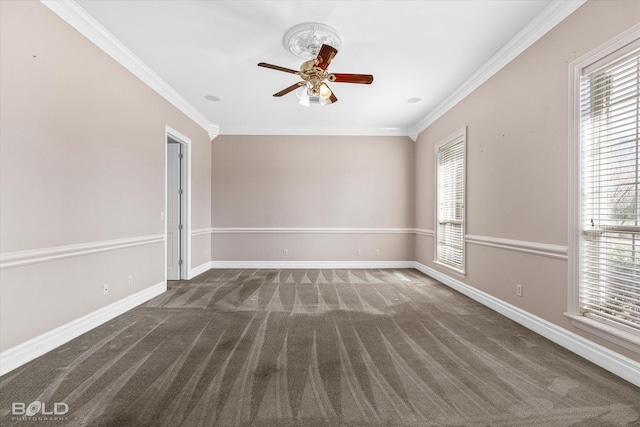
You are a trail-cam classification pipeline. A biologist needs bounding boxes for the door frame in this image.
[164,125,191,281]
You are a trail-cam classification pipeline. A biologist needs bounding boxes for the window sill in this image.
[433,260,466,279]
[565,313,640,355]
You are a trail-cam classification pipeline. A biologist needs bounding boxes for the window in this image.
[435,127,466,274]
[568,26,640,351]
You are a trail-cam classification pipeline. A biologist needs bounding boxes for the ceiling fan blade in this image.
[258,62,300,75]
[328,92,338,104]
[331,73,374,84]
[273,82,305,97]
[315,44,338,70]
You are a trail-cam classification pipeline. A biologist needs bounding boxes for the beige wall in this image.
[211,135,414,261]
[414,0,640,362]
[0,1,211,351]
[1,0,638,371]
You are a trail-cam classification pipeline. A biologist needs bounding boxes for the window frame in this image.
[567,23,640,353]
[434,126,467,276]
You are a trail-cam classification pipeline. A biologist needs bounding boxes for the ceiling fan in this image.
[258,44,373,105]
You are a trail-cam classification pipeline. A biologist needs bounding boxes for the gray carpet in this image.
[1,269,639,426]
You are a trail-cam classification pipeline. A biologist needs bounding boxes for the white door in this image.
[167,142,182,280]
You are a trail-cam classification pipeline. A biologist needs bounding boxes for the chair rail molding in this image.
[414,228,435,237]
[465,234,568,260]
[210,227,416,234]
[0,234,165,269]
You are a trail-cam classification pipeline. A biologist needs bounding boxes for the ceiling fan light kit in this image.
[296,82,333,107]
[259,23,373,106]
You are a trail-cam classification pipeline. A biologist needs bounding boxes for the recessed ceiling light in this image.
[407,97,421,103]
[204,95,220,102]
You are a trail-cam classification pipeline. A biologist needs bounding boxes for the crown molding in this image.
[407,0,587,139]
[40,0,220,141]
[219,124,410,138]
[41,0,584,142]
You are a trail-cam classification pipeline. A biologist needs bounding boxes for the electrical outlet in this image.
[128,275,133,286]
[375,249,380,256]
[283,249,288,256]
[103,283,109,295]
[516,284,522,297]
[356,249,362,256]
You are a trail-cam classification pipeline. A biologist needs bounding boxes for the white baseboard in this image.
[209,260,415,269]
[189,261,212,279]
[3,261,638,388]
[413,262,640,388]
[0,281,166,377]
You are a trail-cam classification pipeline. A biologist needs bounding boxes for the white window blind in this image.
[579,46,640,334]
[436,131,465,272]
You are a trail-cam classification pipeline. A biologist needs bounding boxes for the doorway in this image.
[165,126,191,281]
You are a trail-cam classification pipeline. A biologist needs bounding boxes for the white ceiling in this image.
[70,0,573,138]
